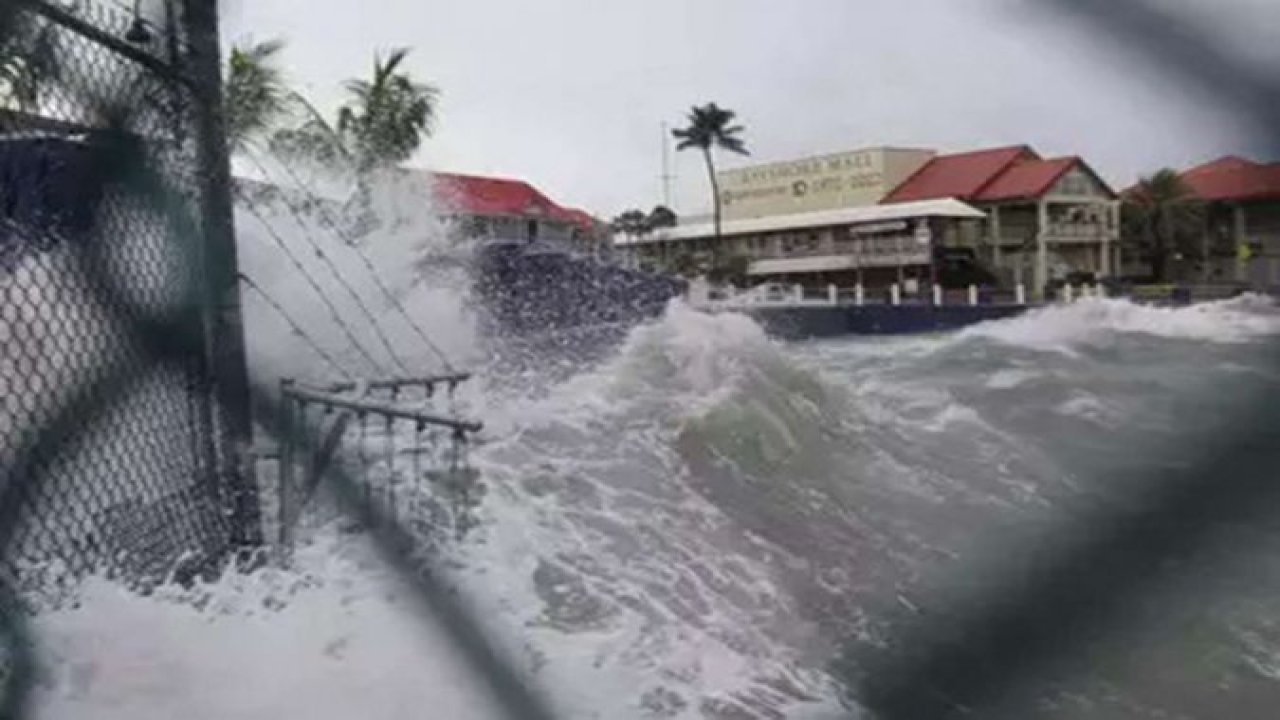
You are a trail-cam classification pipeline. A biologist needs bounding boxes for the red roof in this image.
[560,207,600,230]
[1181,155,1258,180]
[432,172,559,217]
[973,157,1079,202]
[429,172,599,231]
[882,145,1038,203]
[1176,156,1280,202]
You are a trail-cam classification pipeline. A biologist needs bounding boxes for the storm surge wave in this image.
[27,187,1280,719]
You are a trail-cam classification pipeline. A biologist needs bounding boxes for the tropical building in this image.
[1162,156,1280,287]
[619,198,988,294]
[883,145,1120,293]
[617,143,1120,298]
[430,172,606,256]
[716,146,935,221]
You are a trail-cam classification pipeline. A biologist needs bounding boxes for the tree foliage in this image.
[224,38,291,153]
[647,205,677,230]
[611,209,650,237]
[223,43,438,179]
[335,48,439,173]
[1122,169,1205,281]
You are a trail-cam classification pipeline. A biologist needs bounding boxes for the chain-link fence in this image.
[0,0,257,696]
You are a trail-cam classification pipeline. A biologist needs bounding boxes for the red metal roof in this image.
[1177,156,1280,202]
[881,145,1039,203]
[973,157,1076,202]
[432,172,559,218]
[560,207,600,230]
[429,171,599,231]
[1181,155,1258,180]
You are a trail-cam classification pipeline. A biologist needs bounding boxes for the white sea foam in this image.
[27,154,1280,719]
[960,295,1280,351]
[31,531,506,720]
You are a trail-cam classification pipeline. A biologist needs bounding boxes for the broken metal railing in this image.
[276,374,483,557]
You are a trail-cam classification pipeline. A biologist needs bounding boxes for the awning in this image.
[614,197,985,247]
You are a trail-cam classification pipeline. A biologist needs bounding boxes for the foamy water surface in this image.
[25,179,1280,719]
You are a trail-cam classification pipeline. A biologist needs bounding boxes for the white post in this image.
[793,284,804,302]
[890,284,901,306]
[1063,284,1074,303]
[854,283,865,307]
[1015,283,1026,305]
[932,283,942,306]
[968,284,978,306]
[1035,200,1049,302]
[828,284,838,305]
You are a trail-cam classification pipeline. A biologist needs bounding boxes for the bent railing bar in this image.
[282,385,483,433]
[320,373,473,395]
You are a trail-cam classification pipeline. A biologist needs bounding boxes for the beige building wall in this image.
[716,147,934,220]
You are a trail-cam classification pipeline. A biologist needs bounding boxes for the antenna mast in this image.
[660,122,674,208]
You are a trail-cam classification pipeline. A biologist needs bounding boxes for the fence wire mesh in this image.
[0,0,247,596]
[0,1,258,711]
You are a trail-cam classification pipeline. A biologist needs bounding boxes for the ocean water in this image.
[24,183,1280,718]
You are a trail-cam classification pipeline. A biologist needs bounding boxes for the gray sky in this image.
[219,0,1277,219]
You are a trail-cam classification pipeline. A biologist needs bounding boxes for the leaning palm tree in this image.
[1122,169,1205,282]
[671,103,748,242]
[336,48,438,174]
[266,47,438,180]
[223,38,291,153]
[268,92,352,171]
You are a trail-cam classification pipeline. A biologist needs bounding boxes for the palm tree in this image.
[336,48,439,174]
[224,38,291,153]
[1122,169,1205,282]
[611,209,650,238]
[671,103,748,242]
[268,92,352,171]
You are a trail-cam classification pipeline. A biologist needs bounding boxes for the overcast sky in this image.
[218,0,1277,219]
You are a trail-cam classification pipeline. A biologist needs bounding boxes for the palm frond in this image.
[671,102,748,155]
[224,37,292,152]
[270,94,352,172]
[336,48,438,172]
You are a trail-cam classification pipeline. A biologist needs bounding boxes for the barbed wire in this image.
[237,150,415,375]
[235,191,388,376]
[236,271,355,380]
[243,147,459,374]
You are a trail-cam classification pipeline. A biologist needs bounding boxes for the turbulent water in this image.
[24,181,1280,718]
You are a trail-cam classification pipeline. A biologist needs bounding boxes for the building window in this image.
[466,217,490,237]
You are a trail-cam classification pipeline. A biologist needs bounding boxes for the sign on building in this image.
[716,147,934,220]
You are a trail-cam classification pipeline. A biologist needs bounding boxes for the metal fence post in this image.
[278,380,296,558]
[181,0,261,548]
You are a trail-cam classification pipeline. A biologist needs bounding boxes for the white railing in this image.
[693,282,1032,309]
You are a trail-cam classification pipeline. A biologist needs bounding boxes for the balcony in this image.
[1046,222,1109,244]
